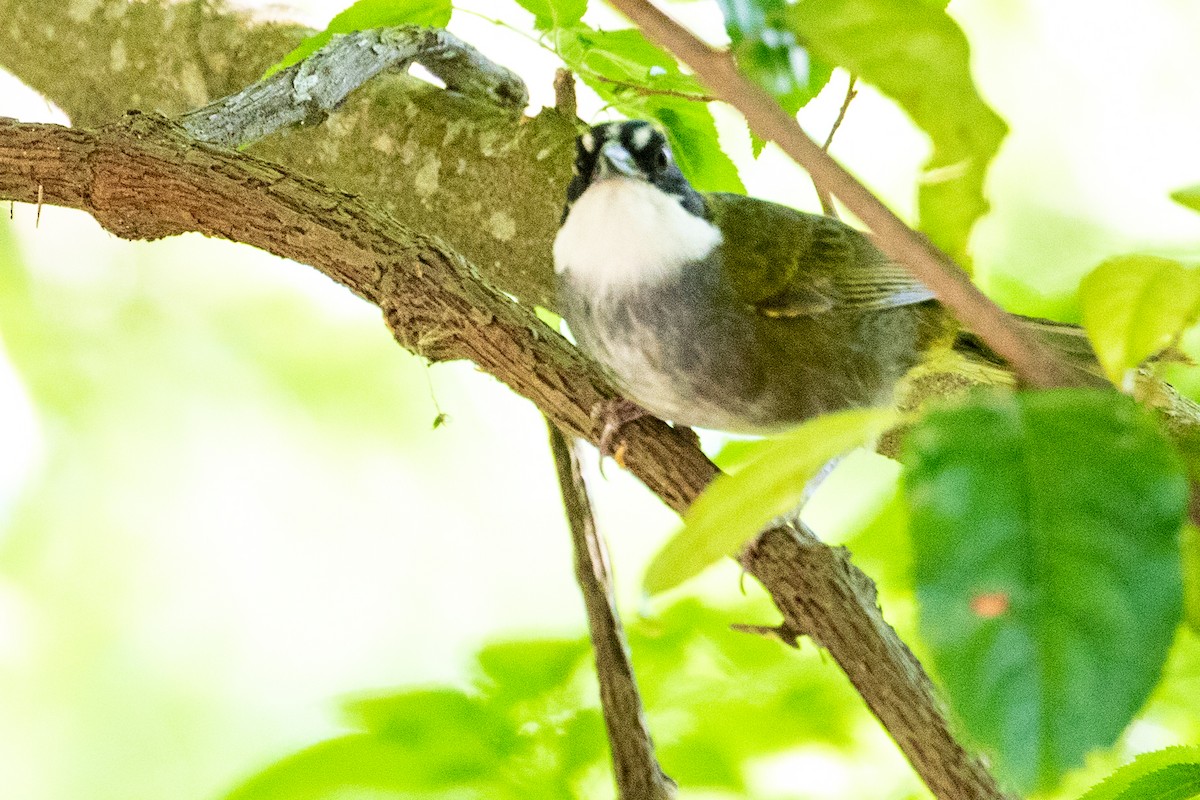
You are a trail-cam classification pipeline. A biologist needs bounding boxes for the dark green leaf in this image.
[644,406,897,594]
[555,26,745,193]
[788,0,1008,267]
[716,0,833,116]
[1079,746,1200,800]
[266,0,453,77]
[1079,255,1200,384]
[904,389,1187,792]
[514,0,587,31]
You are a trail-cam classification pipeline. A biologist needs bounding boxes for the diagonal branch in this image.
[548,423,677,800]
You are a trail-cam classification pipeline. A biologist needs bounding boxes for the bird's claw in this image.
[591,398,650,467]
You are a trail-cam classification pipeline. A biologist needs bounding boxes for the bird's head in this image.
[563,120,706,220]
[554,119,722,292]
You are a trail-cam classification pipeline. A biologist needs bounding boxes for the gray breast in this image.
[559,256,931,433]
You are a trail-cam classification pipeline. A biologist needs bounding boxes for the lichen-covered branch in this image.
[179,26,528,147]
[0,0,574,309]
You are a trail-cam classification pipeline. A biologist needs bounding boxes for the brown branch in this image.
[742,525,1011,800]
[604,0,1094,393]
[0,115,711,510]
[815,74,857,218]
[0,114,1007,800]
[548,424,676,800]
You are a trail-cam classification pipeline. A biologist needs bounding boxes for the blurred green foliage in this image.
[223,599,876,799]
[645,406,896,594]
[1079,256,1200,384]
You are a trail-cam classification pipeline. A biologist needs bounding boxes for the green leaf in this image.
[788,0,1008,267]
[644,406,897,594]
[222,732,499,799]
[266,0,453,77]
[343,687,518,758]
[1079,746,1200,800]
[555,26,745,193]
[1170,185,1200,214]
[904,389,1187,792]
[476,638,590,701]
[1079,255,1200,384]
[1186,526,1200,635]
[515,0,587,31]
[716,0,833,116]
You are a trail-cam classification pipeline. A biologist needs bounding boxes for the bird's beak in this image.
[594,141,641,180]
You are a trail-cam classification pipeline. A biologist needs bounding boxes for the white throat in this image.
[553,178,722,294]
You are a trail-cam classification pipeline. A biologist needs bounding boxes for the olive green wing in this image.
[706,193,934,319]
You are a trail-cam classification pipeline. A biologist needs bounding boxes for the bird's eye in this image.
[655,149,670,170]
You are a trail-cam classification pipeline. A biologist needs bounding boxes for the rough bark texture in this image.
[178,26,528,147]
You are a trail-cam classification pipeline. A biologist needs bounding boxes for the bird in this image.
[553,119,950,441]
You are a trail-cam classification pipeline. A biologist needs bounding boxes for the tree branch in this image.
[179,26,528,148]
[548,424,676,800]
[0,113,1007,800]
[814,74,856,218]
[0,0,574,311]
[603,0,1097,393]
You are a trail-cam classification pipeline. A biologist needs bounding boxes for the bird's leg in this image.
[591,398,650,461]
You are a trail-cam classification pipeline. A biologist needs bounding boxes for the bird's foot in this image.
[591,398,650,467]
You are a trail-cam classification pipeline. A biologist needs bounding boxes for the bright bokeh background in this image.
[2,1,1200,799]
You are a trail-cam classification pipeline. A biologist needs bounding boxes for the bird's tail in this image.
[951,315,1109,383]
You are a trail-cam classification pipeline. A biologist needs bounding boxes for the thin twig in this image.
[554,68,577,117]
[590,73,717,103]
[547,423,677,800]
[815,74,856,218]
[605,0,1095,393]
[822,75,857,152]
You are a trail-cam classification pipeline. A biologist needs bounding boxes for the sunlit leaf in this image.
[716,0,833,117]
[788,0,1007,267]
[343,687,519,759]
[1078,746,1200,800]
[904,389,1187,792]
[555,26,745,193]
[1079,255,1200,384]
[476,637,589,701]
[222,733,497,799]
[515,0,587,31]
[1170,185,1200,214]
[643,406,897,595]
[1185,526,1200,635]
[265,0,453,77]
[628,599,863,777]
